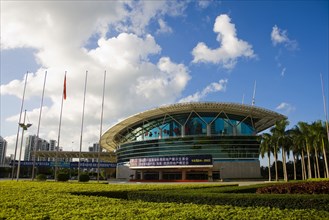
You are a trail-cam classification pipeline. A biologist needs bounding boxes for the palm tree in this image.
[260,133,272,181]
[312,120,329,178]
[287,128,297,180]
[271,119,289,181]
[270,128,279,181]
[298,122,312,179]
[271,118,289,181]
[311,121,322,178]
[289,126,306,180]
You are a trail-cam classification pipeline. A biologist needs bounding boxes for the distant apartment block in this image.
[24,135,57,161]
[0,136,7,165]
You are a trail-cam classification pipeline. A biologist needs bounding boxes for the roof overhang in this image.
[35,151,116,162]
[100,102,286,151]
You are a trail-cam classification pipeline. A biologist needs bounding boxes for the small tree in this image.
[79,173,90,182]
[56,172,70,182]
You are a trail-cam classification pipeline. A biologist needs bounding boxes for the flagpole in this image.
[55,71,66,180]
[32,71,47,180]
[320,73,329,177]
[11,72,28,180]
[97,70,106,182]
[78,70,88,181]
[16,110,27,181]
[252,80,256,106]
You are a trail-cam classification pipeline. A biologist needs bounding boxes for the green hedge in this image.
[127,190,329,211]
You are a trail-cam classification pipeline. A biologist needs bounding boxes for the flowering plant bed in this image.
[256,181,329,194]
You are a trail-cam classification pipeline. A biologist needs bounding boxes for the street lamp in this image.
[16,110,32,181]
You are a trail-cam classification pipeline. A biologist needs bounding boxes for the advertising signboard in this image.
[10,161,116,168]
[130,155,212,168]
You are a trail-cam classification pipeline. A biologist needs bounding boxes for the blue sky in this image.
[1,1,328,166]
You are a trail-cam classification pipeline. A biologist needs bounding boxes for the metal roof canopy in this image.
[35,151,116,162]
[100,102,286,151]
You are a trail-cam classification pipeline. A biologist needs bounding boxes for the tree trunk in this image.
[313,155,317,178]
[306,144,312,179]
[274,148,278,181]
[314,147,320,178]
[301,150,307,180]
[293,153,297,180]
[282,147,288,181]
[322,138,329,178]
[267,151,271,181]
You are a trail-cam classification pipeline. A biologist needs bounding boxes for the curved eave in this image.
[100,102,286,151]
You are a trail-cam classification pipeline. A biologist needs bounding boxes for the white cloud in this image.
[117,1,186,35]
[271,25,298,50]
[179,79,228,103]
[281,67,286,76]
[0,1,190,154]
[156,19,173,34]
[192,14,255,69]
[198,1,212,9]
[276,102,296,114]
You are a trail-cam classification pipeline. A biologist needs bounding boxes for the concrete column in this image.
[208,170,213,181]
[159,128,162,139]
[159,171,163,180]
[140,171,144,180]
[181,125,185,137]
[182,170,186,180]
[206,124,211,136]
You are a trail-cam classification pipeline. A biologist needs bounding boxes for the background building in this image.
[88,143,100,162]
[24,135,49,161]
[101,102,286,181]
[0,136,7,165]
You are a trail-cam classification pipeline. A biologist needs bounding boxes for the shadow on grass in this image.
[70,189,329,211]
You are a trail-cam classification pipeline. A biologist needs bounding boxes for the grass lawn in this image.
[1,181,329,219]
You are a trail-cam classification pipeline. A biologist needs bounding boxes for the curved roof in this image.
[100,102,286,151]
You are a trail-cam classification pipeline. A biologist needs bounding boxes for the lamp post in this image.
[16,110,32,181]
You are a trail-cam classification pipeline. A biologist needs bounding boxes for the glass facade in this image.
[117,136,259,163]
[114,112,259,163]
[118,112,256,144]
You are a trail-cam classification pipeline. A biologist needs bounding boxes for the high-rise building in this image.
[88,143,100,163]
[88,143,100,153]
[24,135,50,161]
[0,136,7,165]
[49,140,56,151]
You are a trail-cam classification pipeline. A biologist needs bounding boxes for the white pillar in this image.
[182,170,186,180]
[207,124,211,136]
[159,128,162,139]
[208,170,213,181]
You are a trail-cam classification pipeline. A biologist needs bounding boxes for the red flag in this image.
[63,74,67,100]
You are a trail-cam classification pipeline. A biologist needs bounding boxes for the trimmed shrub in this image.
[36,174,47,181]
[79,173,90,182]
[127,190,329,210]
[56,173,69,182]
[256,181,329,194]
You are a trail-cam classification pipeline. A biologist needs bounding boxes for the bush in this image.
[79,173,90,182]
[36,174,47,181]
[256,181,329,194]
[56,173,69,182]
[127,189,329,210]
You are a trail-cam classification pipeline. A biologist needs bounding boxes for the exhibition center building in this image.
[100,102,286,181]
